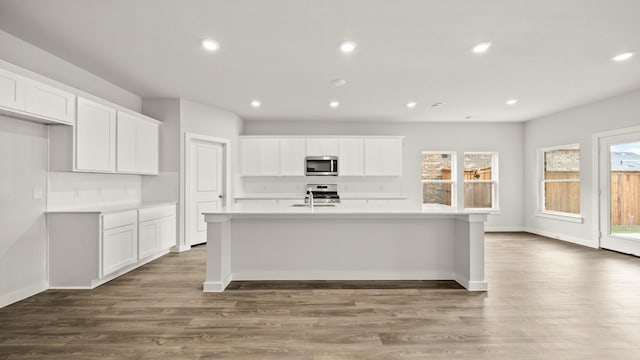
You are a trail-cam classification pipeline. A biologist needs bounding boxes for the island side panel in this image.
[228,217,457,281]
[203,215,232,292]
[454,214,488,291]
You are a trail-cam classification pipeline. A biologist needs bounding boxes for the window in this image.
[422,152,456,208]
[540,145,580,214]
[464,152,498,209]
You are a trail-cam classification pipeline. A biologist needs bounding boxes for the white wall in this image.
[0,116,48,307]
[0,30,146,307]
[47,172,141,211]
[524,89,640,247]
[180,99,243,195]
[0,29,141,111]
[242,121,525,230]
[141,98,243,248]
[141,98,181,204]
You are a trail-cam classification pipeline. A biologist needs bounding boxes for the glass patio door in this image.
[599,131,640,256]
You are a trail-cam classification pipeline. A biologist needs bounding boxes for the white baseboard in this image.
[231,271,455,281]
[171,244,191,252]
[525,227,598,248]
[0,280,49,308]
[454,274,488,291]
[203,273,232,292]
[485,227,526,232]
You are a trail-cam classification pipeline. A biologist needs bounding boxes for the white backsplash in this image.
[238,176,404,196]
[47,172,141,210]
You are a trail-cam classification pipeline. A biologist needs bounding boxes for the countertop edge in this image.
[45,201,178,214]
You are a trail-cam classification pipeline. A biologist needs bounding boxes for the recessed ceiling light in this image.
[332,79,347,86]
[201,39,219,52]
[250,100,261,108]
[407,101,417,108]
[506,99,518,105]
[472,42,492,54]
[612,52,634,62]
[329,100,340,108]
[340,41,357,54]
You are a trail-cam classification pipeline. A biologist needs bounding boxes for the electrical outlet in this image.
[32,187,43,200]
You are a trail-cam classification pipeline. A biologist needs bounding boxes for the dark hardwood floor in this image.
[1,232,640,359]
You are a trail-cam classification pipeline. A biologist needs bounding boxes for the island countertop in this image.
[203,204,489,219]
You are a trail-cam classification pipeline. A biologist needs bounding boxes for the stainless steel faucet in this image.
[306,187,314,208]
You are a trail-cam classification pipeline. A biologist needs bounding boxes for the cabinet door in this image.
[158,216,176,250]
[24,79,76,125]
[338,138,365,176]
[241,138,279,176]
[76,97,116,172]
[279,138,306,176]
[138,220,158,260]
[0,68,23,110]
[116,111,138,173]
[364,138,403,176]
[103,224,137,276]
[306,138,339,156]
[136,119,159,174]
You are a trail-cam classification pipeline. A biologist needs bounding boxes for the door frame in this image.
[591,124,640,249]
[181,132,231,250]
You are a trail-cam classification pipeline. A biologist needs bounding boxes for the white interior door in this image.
[187,139,224,246]
[599,131,640,256]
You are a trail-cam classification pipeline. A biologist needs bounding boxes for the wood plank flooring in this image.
[1,232,640,359]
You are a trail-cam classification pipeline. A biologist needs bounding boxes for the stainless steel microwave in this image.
[305,156,338,176]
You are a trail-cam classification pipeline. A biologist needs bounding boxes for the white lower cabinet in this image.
[47,203,176,288]
[102,222,137,277]
[138,205,176,260]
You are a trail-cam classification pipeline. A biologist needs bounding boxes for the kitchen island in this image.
[202,206,488,292]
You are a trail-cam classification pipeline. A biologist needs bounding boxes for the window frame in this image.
[421,151,457,210]
[463,152,499,211]
[537,143,583,221]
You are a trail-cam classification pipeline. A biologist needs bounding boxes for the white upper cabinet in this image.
[364,137,403,176]
[0,67,23,110]
[306,138,339,156]
[240,136,403,177]
[75,97,117,172]
[279,138,306,176]
[338,138,365,176]
[116,111,159,175]
[136,118,159,174]
[116,111,137,173]
[241,137,280,176]
[0,67,75,125]
[23,79,76,125]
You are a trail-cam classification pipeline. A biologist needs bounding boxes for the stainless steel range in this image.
[305,184,340,205]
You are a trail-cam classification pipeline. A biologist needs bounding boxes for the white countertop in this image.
[234,193,408,200]
[203,204,489,219]
[45,201,177,214]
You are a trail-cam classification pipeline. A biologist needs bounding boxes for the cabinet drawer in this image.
[103,210,137,230]
[139,205,176,222]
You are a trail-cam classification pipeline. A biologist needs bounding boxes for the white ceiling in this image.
[0,0,639,122]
